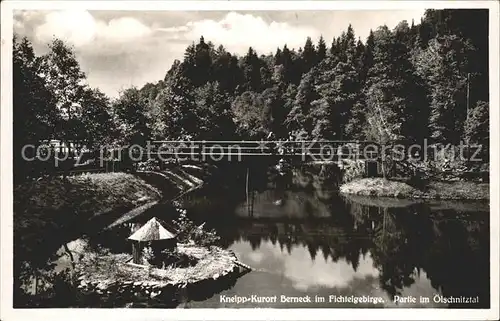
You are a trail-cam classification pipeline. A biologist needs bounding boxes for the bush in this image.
[342,160,365,183]
[171,207,220,247]
[142,247,155,265]
[159,249,198,268]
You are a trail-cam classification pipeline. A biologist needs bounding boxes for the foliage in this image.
[142,247,155,265]
[414,34,474,143]
[113,87,151,146]
[193,81,237,139]
[341,160,366,183]
[13,36,115,181]
[464,101,489,147]
[172,208,221,247]
[13,9,489,180]
[13,37,59,183]
[340,177,488,200]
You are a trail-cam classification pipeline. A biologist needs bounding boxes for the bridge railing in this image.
[130,140,381,161]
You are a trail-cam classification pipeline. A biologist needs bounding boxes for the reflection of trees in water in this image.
[420,209,490,307]
[226,199,489,306]
[14,245,78,307]
[181,164,489,306]
[348,201,489,307]
[368,206,430,298]
[14,221,136,307]
[226,217,371,272]
[289,164,341,199]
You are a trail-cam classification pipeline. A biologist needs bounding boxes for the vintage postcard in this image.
[1,1,499,320]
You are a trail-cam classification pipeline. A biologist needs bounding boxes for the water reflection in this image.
[191,239,446,308]
[188,165,490,308]
[14,164,490,309]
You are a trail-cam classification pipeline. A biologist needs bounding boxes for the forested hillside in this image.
[14,9,489,163]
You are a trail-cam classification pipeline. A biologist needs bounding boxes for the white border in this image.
[1,1,499,320]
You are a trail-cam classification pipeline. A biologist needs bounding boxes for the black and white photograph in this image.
[1,1,499,320]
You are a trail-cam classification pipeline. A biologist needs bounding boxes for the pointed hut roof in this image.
[128,217,177,242]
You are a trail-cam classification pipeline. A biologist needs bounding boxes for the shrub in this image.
[342,160,365,183]
[171,208,220,247]
[142,247,155,265]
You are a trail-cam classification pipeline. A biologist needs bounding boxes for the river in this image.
[15,165,490,308]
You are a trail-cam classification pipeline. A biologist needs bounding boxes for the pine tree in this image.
[302,37,317,72]
[280,44,294,84]
[354,39,365,75]
[241,47,263,92]
[361,30,375,84]
[274,47,283,65]
[317,35,327,62]
[181,43,197,81]
[194,36,212,86]
[340,24,356,63]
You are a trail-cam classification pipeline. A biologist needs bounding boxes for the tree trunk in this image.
[64,243,75,267]
[34,274,38,295]
[64,243,76,281]
[381,160,387,179]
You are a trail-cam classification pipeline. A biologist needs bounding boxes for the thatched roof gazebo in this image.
[128,217,178,264]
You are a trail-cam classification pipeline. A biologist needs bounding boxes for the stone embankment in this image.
[75,245,249,305]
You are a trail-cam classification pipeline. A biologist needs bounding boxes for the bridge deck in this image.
[111,140,381,161]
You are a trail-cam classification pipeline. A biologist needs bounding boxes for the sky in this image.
[13,9,426,98]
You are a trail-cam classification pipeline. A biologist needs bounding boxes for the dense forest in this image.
[14,9,490,176]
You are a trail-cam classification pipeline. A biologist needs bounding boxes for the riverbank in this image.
[340,178,489,200]
[14,166,207,240]
[14,173,162,253]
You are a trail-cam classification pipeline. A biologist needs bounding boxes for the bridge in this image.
[114,140,381,163]
[22,140,382,179]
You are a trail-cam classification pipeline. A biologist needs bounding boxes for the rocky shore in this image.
[75,244,249,306]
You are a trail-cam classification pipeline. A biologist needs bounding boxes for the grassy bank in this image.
[15,173,161,222]
[14,173,162,256]
[15,166,209,234]
[340,178,489,200]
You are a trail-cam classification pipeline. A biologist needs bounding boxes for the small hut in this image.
[128,217,178,264]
